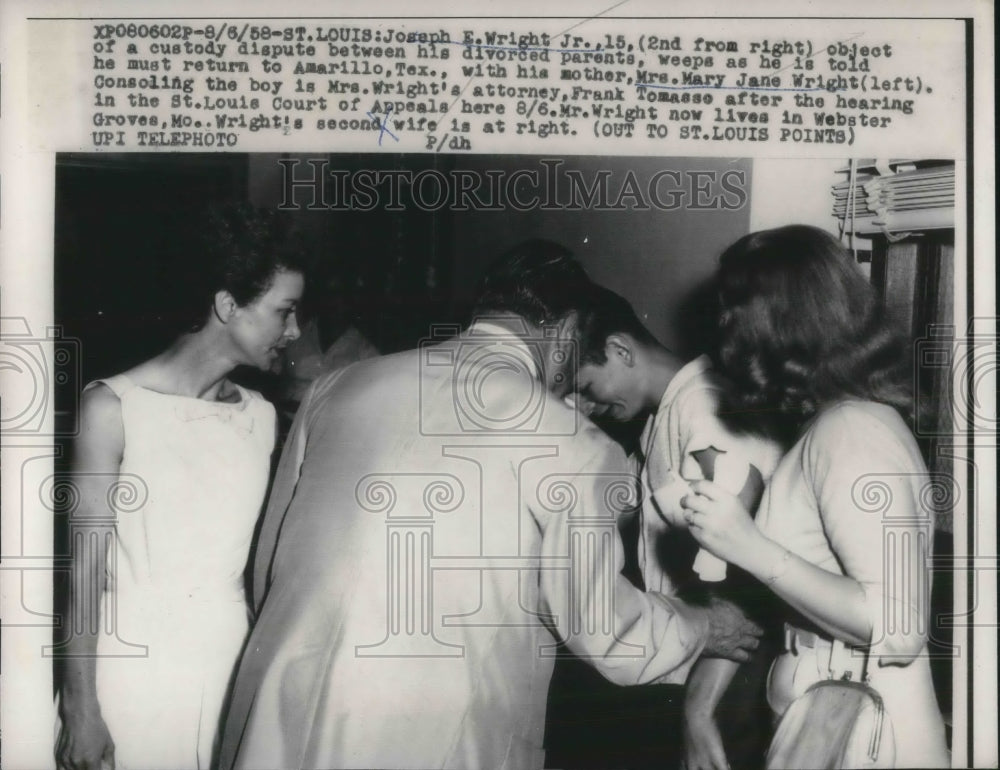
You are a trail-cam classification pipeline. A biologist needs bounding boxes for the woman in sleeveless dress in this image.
[56,206,305,770]
[681,226,949,768]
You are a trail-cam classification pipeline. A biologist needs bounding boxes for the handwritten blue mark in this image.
[636,83,835,93]
[367,104,400,145]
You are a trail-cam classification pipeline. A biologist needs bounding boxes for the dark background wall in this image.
[249,153,752,357]
[447,155,752,357]
[58,153,750,378]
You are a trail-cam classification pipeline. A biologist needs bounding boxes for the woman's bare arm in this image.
[56,385,123,770]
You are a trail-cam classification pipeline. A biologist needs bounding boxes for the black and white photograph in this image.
[43,151,964,769]
[0,4,994,770]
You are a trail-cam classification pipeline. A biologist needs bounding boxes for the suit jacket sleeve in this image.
[533,428,710,686]
[250,368,352,614]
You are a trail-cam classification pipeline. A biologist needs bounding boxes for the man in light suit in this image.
[218,240,761,770]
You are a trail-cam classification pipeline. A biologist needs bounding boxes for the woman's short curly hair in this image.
[171,203,308,332]
[713,225,911,443]
[202,203,307,307]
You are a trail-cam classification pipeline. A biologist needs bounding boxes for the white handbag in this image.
[765,633,895,769]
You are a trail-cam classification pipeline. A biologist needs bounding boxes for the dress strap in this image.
[83,373,137,399]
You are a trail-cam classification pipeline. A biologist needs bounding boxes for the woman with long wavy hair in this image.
[682,225,949,768]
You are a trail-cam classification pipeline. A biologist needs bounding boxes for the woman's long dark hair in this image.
[713,225,912,445]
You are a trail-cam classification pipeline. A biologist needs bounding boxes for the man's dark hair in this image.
[577,283,660,365]
[471,239,591,326]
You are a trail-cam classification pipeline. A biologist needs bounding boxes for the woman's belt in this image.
[783,623,870,682]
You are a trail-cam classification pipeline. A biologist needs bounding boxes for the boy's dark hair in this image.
[577,283,660,365]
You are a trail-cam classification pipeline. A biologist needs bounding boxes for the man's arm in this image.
[683,657,740,770]
[533,435,761,686]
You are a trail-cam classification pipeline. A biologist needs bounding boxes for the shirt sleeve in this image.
[647,386,775,532]
[531,429,709,686]
[804,404,934,662]
[677,386,774,492]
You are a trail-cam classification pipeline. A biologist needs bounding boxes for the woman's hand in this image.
[56,705,115,770]
[682,480,762,567]
[682,711,729,770]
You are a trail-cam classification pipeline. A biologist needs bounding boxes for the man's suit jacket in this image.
[218,322,709,770]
